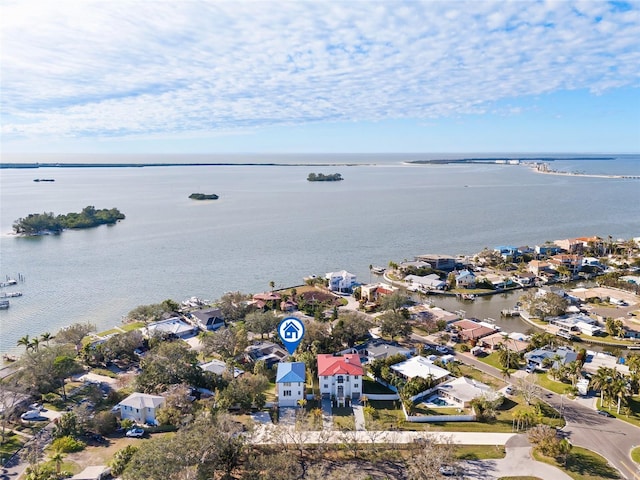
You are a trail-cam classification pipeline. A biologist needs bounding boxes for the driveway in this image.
[462,434,573,480]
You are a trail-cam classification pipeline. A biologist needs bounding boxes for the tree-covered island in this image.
[307,172,343,182]
[189,193,219,200]
[12,205,125,236]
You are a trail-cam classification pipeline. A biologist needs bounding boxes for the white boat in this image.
[0,291,22,298]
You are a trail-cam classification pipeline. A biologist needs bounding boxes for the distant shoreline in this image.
[0,162,370,169]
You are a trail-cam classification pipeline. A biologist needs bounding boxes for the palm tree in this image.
[30,337,40,353]
[590,366,616,407]
[17,335,31,351]
[40,332,52,346]
[50,452,64,475]
[269,280,275,292]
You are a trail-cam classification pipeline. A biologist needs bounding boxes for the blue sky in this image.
[1,0,639,154]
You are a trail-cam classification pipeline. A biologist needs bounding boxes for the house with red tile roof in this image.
[451,319,497,342]
[317,353,363,406]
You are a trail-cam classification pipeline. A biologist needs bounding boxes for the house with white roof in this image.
[276,362,306,407]
[405,274,446,291]
[144,317,197,339]
[318,353,363,406]
[117,392,165,425]
[200,358,244,378]
[436,377,496,408]
[389,356,450,385]
[326,270,357,292]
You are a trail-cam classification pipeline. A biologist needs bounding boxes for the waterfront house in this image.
[360,282,398,303]
[318,353,363,406]
[451,319,497,342]
[276,362,306,407]
[535,244,562,257]
[494,246,519,261]
[513,272,536,287]
[144,317,197,339]
[455,270,476,288]
[326,270,357,292]
[479,332,529,353]
[190,308,225,331]
[251,292,281,310]
[405,274,446,291]
[414,254,456,271]
[524,346,577,370]
[117,392,165,426]
[548,254,583,275]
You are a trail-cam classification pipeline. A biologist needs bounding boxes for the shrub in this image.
[110,445,138,476]
[120,418,135,430]
[51,435,85,453]
[460,344,470,352]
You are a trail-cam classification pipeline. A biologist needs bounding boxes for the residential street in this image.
[451,349,640,480]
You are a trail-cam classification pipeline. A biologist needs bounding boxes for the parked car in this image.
[597,410,614,418]
[125,427,145,438]
[505,386,513,395]
[439,464,457,476]
[436,346,450,354]
[20,410,42,420]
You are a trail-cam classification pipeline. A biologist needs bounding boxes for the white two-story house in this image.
[276,362,306,408]
[117,392,165,426]
[317,353,363,407]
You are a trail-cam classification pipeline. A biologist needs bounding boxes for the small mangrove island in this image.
[307,172,343,182]
[33,178,55,182]
[189,193,219,200]
[13,205,125,236]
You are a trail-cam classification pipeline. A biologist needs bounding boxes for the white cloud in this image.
[1,0,639,141]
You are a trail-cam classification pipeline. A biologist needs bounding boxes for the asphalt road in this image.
[449,348,640,480]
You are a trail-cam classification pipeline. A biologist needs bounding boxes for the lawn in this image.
[631,446,640,464]
[534,372,574,395]
[332,407,355,430]
[455,444,505,460]
[458,364,506,390]
[0,433,26,460]
[362,377,396,395]
[533,446,620,480]
[596,396,640,428]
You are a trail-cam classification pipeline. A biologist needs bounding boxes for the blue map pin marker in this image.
[278,316,305,355]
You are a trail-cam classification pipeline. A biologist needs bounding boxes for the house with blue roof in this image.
[276,362,306,407]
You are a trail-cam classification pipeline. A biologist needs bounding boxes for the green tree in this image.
[137,342,203,393]
[245,311,280,339]
[379,290,410,313]
[332,311,372,347]
[54,323,96,350]
[53,355,82,400]
[379,311,411,340]
[110,445,139,477]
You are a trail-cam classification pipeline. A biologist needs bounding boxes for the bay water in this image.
[1,155,639,356]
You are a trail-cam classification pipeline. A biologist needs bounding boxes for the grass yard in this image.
[533,446,620,480]
[458,364,506,390]
[362,377,396,394]
[534,372,574,395]
[456,444,506,460]
[0,432,26,460]
[332,407,355,430]
[631,446,640,464]
[596,396,640,428]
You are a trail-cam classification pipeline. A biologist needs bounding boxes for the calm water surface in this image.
[1,155,639,355]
